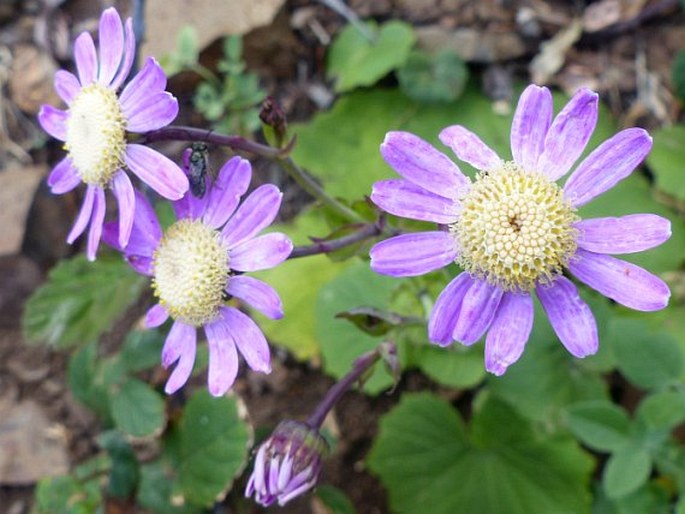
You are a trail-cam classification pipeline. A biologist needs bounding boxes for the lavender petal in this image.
[110,18,135,90]
[371,179,460,224]
[452,279,503,345]
[370,231,458,277]
[538,88,598,180]
[576,214,671,254]
[568,249,670,312]
[123,92,179,133]
[119,57,167,111]
[54,70,80,105]
[230,233,293,272]
[38,105,68,141]
[124,144,189,200]
[73,32,97,85]
[427,272,471,346]
[204,316,239,397]
[221,185,283,248]
[484,293,534,375]
[162,321,197,394]
[226,275,284,319]
[439,125,502,171]
[536,276,598,358]
[67,185,95,244]
[86,186,106,261]
[563,128,652,207]
[204,157,252,229]
[221,306,272,374]
[510,84,553,171]
[145,304,169,328]
[97,7,124,86]
[47,157,80,194]
[111,170,134,248]
[380,131,469,200]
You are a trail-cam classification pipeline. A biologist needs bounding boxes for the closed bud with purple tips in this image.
[245,420,329,507]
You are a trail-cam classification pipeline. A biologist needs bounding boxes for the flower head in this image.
[38,7,188,260]
[245,420,328,507]
[370,85,671,375]
[103,156,293,396]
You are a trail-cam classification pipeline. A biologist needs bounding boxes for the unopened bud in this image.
[259,96,288,147]
[245,420,328,507]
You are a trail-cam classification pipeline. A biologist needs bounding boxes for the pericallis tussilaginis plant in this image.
[24,6,685,514]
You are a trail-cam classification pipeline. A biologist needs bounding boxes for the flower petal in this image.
[536,276,598,358]
[97,7,124,86]
[119,57,167,112]
[124,92,179,133]
[568,249,670,312]
[126,256,154,276]
[204,316,239,397]
[370,231,458,277]
[54,70,80,105]
[38,105,68,141]
[221,185,283,248]
[226,275,283,319]
[86,186,106,261]
[576,214,671,254]
[67,185,95,245]
[110,17,135,90]
[427,272,471,346]
[230,233,293,272]
[510,84,553,170]
[162,321,197,394]
[538,88,598,180]
[439,125,502,171]
[203,157,252,229]
[453,279,503,345]
[111,170,134,248]
[380,131,469,199]
[145,304,169,328]
[371,179,460,224]
[563,128,652,207]
[222,306,272,374]
[484,293,534,375]
[73,32,97,85]
[47,157,80,194]
[103,190,161,256]
[124,144,189,200]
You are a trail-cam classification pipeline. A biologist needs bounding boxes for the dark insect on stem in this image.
[184,142,210,198]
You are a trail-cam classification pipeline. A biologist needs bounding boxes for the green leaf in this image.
[398,50,469,103]
[609,318,683,390]
[636,390,685,430]
[317,261,400,394]
[368,393,594,514]
[67,341,111,420]
[160,25,199,75]
[138,461,202,514]
[406,343,486,389]
[672,51,685,101]
[327,21,415,92]
[254,207,350,359]
[647,125,685,202]
[603,445,652,499]
[565,401,632,452]
[119,329,165,373]
[109,378,166,438]
[22,254,145,347]
[98,431,139,499]
[176,391,251,507]
[315,485,357,514]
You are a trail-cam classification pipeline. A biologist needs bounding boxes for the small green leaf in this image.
[109,378,166,438]
[609,318,683,390]
[327,21,415,92]
[647,125,685,202]
[398,50,468,103]
[603,445,652,499]
[138,461,202,514]
[672,51,685,101]
[368,393,594,514]
[22,254,145,348]
[120,329,165,373]
[98,431,139,499]
[636,391,685,430]
[315,485,356,514]
[67,341,111,420]
[407,343,486,389]
[176,391,251,507]
[565,401,632,452]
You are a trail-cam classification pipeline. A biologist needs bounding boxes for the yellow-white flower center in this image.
[152,219,230,326]
[450,162,578,292]
[65,83,127,186]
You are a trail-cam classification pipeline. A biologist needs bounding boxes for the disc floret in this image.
[152,219,229,326]
[64,83,127,186]
[451,162,579,292]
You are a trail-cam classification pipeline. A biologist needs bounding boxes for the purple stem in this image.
[289,222,382,259]
[306,346,384,430]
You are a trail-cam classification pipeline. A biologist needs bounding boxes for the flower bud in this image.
[245,420,329,507]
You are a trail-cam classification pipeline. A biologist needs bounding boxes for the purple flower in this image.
[103,156,293,396]
[38,7,188,260]
[245,420,328,507]
[370,85,671,375]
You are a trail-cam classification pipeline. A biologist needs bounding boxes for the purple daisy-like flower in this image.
[370,85,671,375]
[38,7,188,260]
[103,156,293,396]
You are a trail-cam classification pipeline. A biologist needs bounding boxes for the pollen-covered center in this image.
[152,219,229,326]
[65,83,127,186]
[451,162,578,292]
